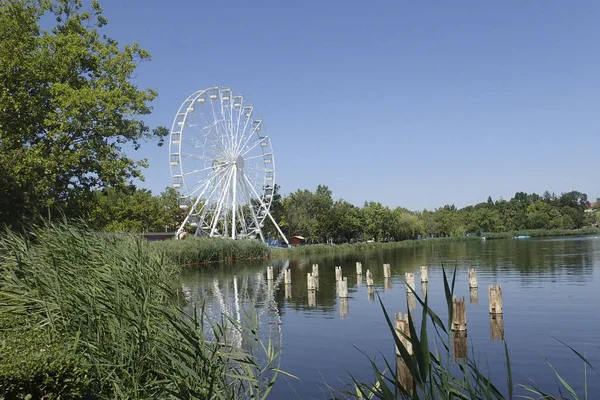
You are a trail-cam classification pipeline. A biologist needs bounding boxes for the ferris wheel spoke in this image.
[180,152,213,162]
[240,137,267,158]
[235,125,260,157]
[244,153,271,162]
[209,166,235,235]
[234,111,253,154]
[183,165,218,176]
[209,99,229,153]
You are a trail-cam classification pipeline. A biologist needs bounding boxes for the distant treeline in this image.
[64,185,598,244]
[274,186,598,243]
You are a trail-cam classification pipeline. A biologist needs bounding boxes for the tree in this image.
[88,186,184,232]
[0,0,167,229]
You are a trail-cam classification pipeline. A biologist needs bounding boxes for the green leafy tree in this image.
[88,186,184,232]
[0,0,167,229]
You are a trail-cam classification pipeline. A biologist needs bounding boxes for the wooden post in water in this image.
[488,285,503,314]
[468,269,477,288]
[421,281,428,298]
[284,269,292,284]
[405,272,415,293]
[490,314,504,342]
[451,296,467,331]
[267,266,274,280]
[469,287,478,305]
[335,266,342,281]
[420,266,428,282]
[383,263,391,278]
[394,312,413,356]
[356,262,363,275]
[339,277,348,298]
[307,273,316,291]
[366,269,374,286]
[312,264,319,278]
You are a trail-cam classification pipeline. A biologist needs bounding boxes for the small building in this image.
[289,235,305,247]
[140,232,177,241]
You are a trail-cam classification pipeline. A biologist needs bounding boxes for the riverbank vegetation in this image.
[154,235,270,265]
[0,221,282,398]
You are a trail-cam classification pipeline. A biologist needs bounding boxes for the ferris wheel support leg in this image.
[209,167,235,237]
[250,205,266,243]
[242,175,289,245]
[231,168,237,240]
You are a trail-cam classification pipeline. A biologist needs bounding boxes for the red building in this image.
[289,236,305,247]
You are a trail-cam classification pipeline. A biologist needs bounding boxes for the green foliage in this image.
[0,325,90,399]
[154,236,271,265]
[278,186,596,244]
[88,185,185,232]
[0,0,167,229]
[0,220,283,398]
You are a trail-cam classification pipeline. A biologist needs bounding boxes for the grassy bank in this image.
[485,227,600,239]
[153,235,271,265]
[272,236,481,258]
[0,221,280,399]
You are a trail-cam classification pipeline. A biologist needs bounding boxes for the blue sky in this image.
[98,0,599,211]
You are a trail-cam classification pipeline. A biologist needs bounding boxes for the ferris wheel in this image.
[169,86,288,244]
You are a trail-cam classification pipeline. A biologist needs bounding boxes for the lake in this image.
[180,236,600,398]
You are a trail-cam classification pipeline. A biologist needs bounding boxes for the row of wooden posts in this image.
[268,264,504,333]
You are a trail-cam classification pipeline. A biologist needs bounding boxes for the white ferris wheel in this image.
[169,86,288,244]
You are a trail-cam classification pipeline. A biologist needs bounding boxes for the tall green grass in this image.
[0,220,284,399]
[272,236,480,258]
[346,266,595,399]
[154,236,271,265]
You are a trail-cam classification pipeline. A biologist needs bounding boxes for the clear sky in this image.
[97,0,599,211]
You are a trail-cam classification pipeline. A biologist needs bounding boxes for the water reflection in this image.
[340,298,349,319]
[384,277,391,291]
[490,314,504,342]
[452,331,468,362]
[470,287,478,305]
[308,289,316,307]
[285,284,292,299]
[179,236,600,399]
[396,356,413,395]
[367,286,374,301]
[407,292,416,311]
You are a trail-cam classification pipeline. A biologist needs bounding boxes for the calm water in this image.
[180,236,600,398]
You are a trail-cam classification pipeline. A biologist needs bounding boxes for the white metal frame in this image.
[169,86,288,244]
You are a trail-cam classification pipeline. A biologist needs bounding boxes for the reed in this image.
[153,235,271,265]
[0,220,284,399]
[272,236,480,257]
